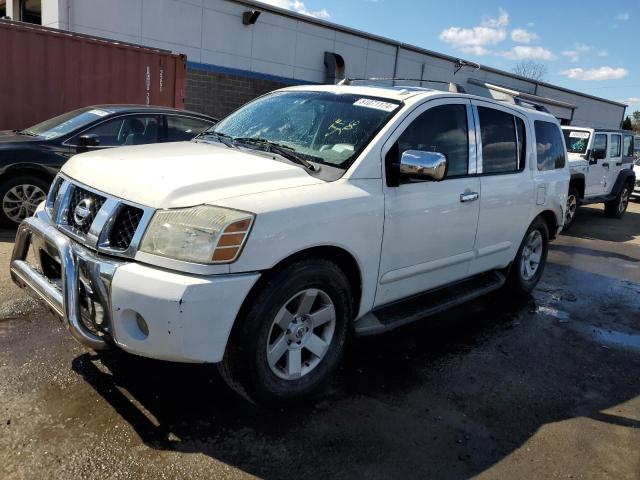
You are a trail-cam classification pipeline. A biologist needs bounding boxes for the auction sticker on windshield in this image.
[569,131,590,139]
[88,109,110,117]
[353,98,398,112]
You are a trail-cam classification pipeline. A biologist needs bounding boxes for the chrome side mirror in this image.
[400,150,447,181]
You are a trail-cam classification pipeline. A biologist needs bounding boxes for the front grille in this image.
[108,205,144,250]
[49,175,152,259]
[66,186,106,235]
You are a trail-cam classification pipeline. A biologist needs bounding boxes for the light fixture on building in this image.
[242,10,260,25]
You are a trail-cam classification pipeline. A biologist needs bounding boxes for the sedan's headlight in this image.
[140,205,254,264]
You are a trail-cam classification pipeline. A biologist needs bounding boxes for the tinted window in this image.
[25,108,114,139]
[79,115,160,147]
[478,107,519,174]
[397,104,469,177]
[593,134,607,157]
[516,117,527,170]
[623,135,634,157]
[535,121,566,170]
[609,134,621,157]
[166,116,213,142]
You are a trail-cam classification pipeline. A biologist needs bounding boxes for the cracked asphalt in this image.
[1,201,639,480]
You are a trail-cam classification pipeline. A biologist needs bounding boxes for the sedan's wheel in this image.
[267,289,336,380]
[0,176,49,227]
[506,217,549,294]
[219,259,352,405]
[605,184,631,219]
[563,188,578,230]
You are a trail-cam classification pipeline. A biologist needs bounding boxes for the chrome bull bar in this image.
[10,216,120,350]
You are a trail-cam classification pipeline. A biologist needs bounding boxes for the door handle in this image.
[460,192,479,203]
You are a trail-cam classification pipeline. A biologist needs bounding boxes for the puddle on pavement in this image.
[536,305,571,321]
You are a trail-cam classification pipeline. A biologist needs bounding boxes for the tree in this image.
[512,61,548,81]
[632,111,640,135]
[622,116,633,130]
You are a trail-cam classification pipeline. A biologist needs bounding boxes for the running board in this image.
[354,271,506,336]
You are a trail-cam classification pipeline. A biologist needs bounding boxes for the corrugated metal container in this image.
[0,20,187,130]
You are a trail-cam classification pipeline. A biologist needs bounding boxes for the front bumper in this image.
[10,212,260,363]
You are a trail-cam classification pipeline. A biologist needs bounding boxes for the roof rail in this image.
[506,98,551,114]
[337,77,466,94]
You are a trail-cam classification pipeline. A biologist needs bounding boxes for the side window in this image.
[534,121,566,170]
[593,134,607,159]
[166,116,214,142]
[516,116,527,170]
[623,135,634,157]
[78,115,160,147]
[397,104,469,178]
[609,134,621,157]
[477,106,521,174]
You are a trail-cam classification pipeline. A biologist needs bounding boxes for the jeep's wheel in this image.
[564,187,579,230]
[0,176,49,227]
[605,184,631,219]
[219,259,352,405]
[506,217,549,294]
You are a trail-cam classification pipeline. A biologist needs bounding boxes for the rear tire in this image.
[219,259,352,406]
[0,175,50,227]
[563,187,579,230]
[506,217,549,294]
[604,183,631,219]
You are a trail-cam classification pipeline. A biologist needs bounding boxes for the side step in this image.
[354,271,506,336]
[580,194,616,206]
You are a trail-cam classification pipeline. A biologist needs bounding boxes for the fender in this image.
[610,169,636,196]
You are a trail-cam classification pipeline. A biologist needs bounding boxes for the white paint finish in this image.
[111,262,259,362]
[202,7,253,57]
[201,49,251,71]
[219,179,385,317]
[73,0,142,37]
[250,58,294,79]
[61,141,324,208]
[295,31,335,71]
[251,21,297,66]
[141,0,202,47]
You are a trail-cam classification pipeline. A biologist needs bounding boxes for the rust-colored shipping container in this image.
[0,20,186,130]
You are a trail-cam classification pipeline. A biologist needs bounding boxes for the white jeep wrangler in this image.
[11,84,568,404]
[561,127,636,228]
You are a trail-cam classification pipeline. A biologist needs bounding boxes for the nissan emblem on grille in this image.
[73,198,94,226]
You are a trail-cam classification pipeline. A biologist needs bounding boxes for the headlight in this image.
[139,205,254,264]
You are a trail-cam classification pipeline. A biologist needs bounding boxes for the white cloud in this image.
[561,66,629,81]
[622,97,640,104]
[497,46,555,60]
[616,12,630,21]
[259,0,330,19]
[561,43,591,62]
[481,8,509,28]
[597,50,609,57]
[511,28,539,43]
[439,9,509,55]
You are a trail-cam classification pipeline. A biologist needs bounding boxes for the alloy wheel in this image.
[566,194,577,225]
[2,184,46,223]
[520,230,543,281]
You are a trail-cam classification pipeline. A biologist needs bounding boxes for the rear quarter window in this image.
[535,121,566,171]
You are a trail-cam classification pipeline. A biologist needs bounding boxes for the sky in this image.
[260,0,640,116]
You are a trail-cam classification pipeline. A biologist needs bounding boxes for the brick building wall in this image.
[184,66,295,119]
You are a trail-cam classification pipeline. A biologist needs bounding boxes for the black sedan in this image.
[0,105,216,226]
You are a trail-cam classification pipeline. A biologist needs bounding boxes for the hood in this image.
[567,152,587,163]
[61,141,324,208]
[0,130,43,145]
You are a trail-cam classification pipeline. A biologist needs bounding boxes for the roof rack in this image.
[502,98,551,114]
[337,77,466,94]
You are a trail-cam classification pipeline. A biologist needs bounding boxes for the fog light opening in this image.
[136,313,149,338]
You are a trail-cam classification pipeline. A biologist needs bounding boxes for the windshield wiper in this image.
[232,137,317,171]
[197,130,237,148]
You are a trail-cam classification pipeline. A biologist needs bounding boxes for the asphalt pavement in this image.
[1,201,639,479]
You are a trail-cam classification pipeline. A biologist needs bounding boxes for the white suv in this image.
[562,127,636,227]
[11,85,569,404]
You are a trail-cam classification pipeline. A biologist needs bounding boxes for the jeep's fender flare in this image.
[569,172,585,198]
[610,169,636,196]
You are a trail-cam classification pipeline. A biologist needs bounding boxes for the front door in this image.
[606,133,622,191]
[376,98,480,306]
[586,133,608,196]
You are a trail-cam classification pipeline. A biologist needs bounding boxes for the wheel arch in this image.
[569,173,585,199]
[0,163,56,185]
[538,209,559,240]
[610,169,636,196]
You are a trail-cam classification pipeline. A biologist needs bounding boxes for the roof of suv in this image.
[280,84,559,122]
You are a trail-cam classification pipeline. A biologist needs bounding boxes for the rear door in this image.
[468,100,533,275]
[606,133,622,190]
[376,98,480,306]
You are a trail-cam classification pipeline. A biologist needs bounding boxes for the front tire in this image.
[219,259,352,405]
[506,217,549,294]
[0,175,49,227]
[604,183,631,219]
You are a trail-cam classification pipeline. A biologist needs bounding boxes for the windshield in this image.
[208,91,401,169]
[24,107,113,139]
[562,130,591,154]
